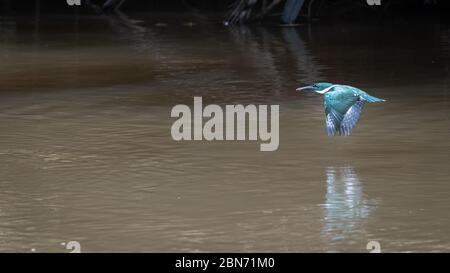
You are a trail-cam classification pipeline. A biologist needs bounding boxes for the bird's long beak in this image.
[296,86,314,92]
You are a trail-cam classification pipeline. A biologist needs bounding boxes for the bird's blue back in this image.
[323,85,385,136]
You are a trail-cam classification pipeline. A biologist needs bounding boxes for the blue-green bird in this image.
[297,82,386,136]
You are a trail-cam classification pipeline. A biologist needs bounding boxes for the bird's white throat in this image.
[316,84,337,94]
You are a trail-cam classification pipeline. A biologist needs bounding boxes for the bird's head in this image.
[296,82,333,94]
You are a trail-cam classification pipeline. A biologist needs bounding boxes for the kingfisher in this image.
[297,83,386,136]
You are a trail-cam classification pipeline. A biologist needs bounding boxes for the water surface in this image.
[0,13,449,252]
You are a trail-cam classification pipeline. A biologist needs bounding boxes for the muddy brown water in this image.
[0,13,449,252]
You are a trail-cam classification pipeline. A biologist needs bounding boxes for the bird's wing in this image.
[324,86,360,136]
[339,101,364,136]
[325,104,344,136]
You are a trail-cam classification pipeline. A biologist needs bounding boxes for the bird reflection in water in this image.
[321,166,376,247]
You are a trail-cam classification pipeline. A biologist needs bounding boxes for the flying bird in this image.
[297,83,386,136]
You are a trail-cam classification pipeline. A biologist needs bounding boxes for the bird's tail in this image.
[361,93,386,103]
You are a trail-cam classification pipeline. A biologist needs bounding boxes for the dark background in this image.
[1,0,450,22]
